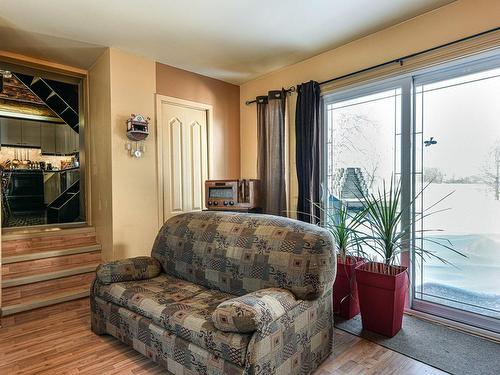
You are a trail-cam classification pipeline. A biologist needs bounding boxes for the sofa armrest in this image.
[95,256,161,285]
[244,290,333,374]
[211,288,299,333]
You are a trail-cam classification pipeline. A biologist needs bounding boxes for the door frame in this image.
[155,95,213,228]
[410,53,500,335]
[0,52,89,231]
[321,50,500,338]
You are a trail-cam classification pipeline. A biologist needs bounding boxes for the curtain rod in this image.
[318,26,500,86]
[244,27,499,105]
[245,86,296,105]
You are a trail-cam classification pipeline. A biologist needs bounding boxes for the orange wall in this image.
[156,63,240,179]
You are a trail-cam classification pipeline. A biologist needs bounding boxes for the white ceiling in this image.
[0,0,453,84]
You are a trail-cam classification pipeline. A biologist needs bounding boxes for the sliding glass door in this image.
[324,51,500,334]
[324,79,409,261]
[412,59,500,333]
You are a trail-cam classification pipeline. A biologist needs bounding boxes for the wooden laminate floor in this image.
[0,299,445,375]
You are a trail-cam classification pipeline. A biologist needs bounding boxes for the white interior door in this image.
[159,101,208,223]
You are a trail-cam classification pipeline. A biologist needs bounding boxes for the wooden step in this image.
[2,229,97,258]
[0,225,101,317]
[2,251,101,280]
[2,272,95,305]
[2,244,101,264]
[2,264,98,288]
[1,288,90,316]
[2,226,95,241]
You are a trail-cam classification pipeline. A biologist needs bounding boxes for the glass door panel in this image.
[325,85,402,261]
[414,65,500,331]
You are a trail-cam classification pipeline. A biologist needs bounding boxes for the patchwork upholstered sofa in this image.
[91,211,336,375]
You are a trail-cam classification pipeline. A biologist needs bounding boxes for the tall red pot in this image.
[355,262,408,337]
[333,256,365,319]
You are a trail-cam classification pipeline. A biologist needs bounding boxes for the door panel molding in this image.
[168,117,183,213]
[156,95,213,228]
[190,121,206,211]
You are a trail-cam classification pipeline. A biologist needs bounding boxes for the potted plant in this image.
[353,178,465,337]
[316,201,367,319]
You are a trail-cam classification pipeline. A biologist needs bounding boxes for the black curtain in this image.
[295,81,320,223]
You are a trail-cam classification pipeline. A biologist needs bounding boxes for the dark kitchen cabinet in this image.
[55,124,68,155]
[5,170,45,213]
[0,116,78,155]
[1,117,23,146]
[21,120,41,147]
[1,117,42,148]
[68,128,79,154]
[55,125,78,155]
[41,123,56,154]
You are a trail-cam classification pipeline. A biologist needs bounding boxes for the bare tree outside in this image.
[331,112,381,190]
[424,167,444,184]
[481,140,500,201]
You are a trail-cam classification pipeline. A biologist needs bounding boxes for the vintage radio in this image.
[205,179,260,211]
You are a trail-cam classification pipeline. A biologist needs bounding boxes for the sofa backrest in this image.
[151,211,336,300]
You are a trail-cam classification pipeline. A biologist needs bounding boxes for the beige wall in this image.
[156,63,240,179]
[88,49,113,260]
[239,0,500,215]
[89,48,157,261]
[109,49,157,260]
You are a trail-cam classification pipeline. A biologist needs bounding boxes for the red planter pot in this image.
[355,262,408,337]
[333,256,365,319]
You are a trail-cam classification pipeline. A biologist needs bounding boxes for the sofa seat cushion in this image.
[95,274,252,366]
[95,274,207,316]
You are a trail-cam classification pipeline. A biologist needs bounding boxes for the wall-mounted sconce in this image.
[125,114,150,158]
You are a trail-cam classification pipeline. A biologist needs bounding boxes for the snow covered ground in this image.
[415,183,500,318]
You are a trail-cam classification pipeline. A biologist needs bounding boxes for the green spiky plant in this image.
[307,199,369,319]
[313,201,366,262]
[355,177,466,272]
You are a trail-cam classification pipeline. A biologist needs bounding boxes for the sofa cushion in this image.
[95,274,252,366]
[151,211,336,300]
[95,274,206,315]
[96,256,161,284]
[211,288,299,333]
